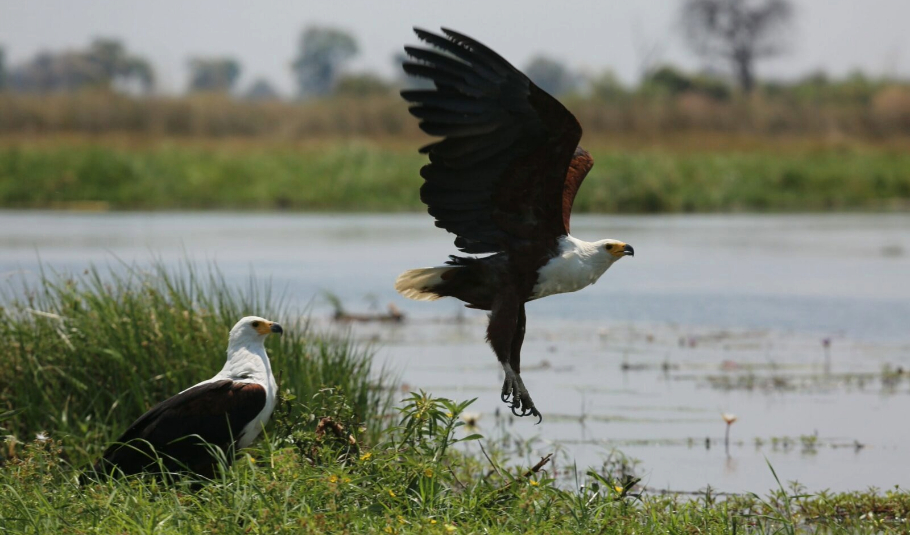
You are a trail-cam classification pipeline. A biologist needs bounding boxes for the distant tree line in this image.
[0,2,801,100]
[0,25,374,99]
[0,39,153,94]
[1,4,909,130]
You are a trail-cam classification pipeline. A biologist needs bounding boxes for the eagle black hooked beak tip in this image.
[270,323,284,334]
[623,244,635,257]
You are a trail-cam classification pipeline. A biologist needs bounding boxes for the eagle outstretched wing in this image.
[402,28,593,254]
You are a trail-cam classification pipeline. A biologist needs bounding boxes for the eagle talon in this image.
[501,368,523,408]
[501,369,542,420]
[509,404,543,422]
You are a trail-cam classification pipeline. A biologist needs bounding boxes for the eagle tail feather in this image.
[394,266,456,301]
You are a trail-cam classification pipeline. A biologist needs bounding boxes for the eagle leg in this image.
[509,304,526,375]
[489,295,542,423]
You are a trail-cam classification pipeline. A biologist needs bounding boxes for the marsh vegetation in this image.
[1,262,909,533]
[2,135,910,213]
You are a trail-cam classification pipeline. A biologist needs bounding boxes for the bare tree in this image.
[680,0,794,93]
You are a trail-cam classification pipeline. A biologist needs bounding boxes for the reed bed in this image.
[0,261,395,466]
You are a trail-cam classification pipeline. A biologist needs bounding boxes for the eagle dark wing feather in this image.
[412,29,508,79]
[402,28,585,253]
[93,380,266,477]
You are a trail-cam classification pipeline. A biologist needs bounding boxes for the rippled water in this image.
[2,211,909,492]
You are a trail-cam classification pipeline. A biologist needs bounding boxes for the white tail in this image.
[394,267,455,301]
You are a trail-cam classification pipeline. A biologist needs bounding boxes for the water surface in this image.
[2,211,909,492]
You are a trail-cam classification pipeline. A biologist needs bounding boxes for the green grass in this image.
[1,139,909,212]
[0,261,395,467]
[2,265,909,533]
[3,391,909,534]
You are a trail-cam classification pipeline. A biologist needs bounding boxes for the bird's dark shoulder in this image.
[89,381,267,479]
[115,380,266,444]
[561,147,594,233]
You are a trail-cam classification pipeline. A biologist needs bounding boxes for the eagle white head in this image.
[594,239,635,265]
[228,316,283,349]
[218,316,283,385]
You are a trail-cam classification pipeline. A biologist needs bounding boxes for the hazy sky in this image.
[1,0,908,94]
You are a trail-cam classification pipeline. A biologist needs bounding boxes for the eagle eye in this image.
[605,244,613,251]
[251,321,261,328]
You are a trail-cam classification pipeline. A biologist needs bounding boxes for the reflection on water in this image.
[2,211,909,492]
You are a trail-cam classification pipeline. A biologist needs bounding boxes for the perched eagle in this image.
[88,316,282,479]
[395,28,634,422]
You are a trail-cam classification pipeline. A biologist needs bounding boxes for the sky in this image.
[1,0,908,95]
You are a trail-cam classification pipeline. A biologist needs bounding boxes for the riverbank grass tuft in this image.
[0,261,394,467]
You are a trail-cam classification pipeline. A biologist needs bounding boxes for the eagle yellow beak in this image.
[255,321,283,335]
[609,242,635,258]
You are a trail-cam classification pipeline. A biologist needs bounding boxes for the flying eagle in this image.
[89,316,282,479]
[395,28,634,422]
